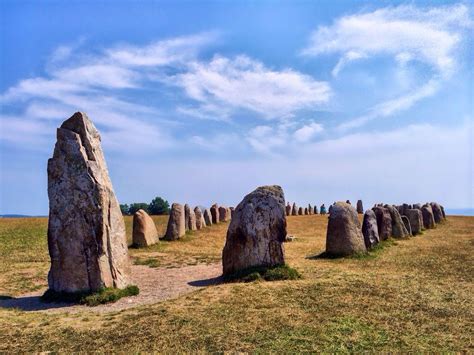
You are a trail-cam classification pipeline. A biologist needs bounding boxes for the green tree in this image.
[120,204,130,215]
[128,203,149,215]
[148,196,170,215]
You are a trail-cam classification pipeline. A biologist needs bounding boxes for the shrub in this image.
[41,285,139,306]
[224,264,301,283]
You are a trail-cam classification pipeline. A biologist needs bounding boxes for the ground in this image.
[0,215,472,352]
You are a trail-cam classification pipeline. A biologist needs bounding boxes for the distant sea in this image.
[445,209,474,216]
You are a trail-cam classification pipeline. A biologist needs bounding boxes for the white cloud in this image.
[293,122,324,142]
[174,55,331,120]
[303,3,472,129]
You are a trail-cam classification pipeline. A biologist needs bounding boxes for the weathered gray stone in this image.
[203,208,212,226]
[219,206,229,222]
[314,205,318,214]
[47,112,131,293]
[362,209,380,249]
[210,204,219,224]
[430,202,444,223]
[304,207,309,215]
[405,209,423,235]
[422,204,436,229]
[292,203,298,216]
[356,200,364,214]
[194,207,206,230]
[413,203,422,210]
[185,204,197,231]
[372,206,392,240]
[298,207,303,215]
[222,185,286,275]
[308,204,313,215]
[401,215,412,236]
[132,209,158,247]
[386,205,409,238]
[286,203,292,216]
[326,202,366,256]
[441,205,446,219]
[164,203,185,240]
[320,204,327,215]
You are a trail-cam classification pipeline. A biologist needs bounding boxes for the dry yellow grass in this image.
[0,214,473,352]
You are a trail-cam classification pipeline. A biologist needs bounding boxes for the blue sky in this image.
[0,0,472,215]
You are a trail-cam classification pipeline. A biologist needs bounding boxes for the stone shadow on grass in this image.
[0,295,74,311]
[188,275,223,287]
[306,251,343,260]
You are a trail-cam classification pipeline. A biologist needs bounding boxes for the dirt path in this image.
[0,263,222,313]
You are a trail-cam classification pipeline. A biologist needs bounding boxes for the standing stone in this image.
[413,203,422,210]
[405,209,423,235]
[230,207,235,219]
[430,202,444,223]
[372,206,392,241]
[210,204,220,224]
[308,204,313,215]
[356,200,364,214]
[298,207,304,215]
[304,207,309,215]
[132,209,159,247]
[203,208,212,226]
[286,203,292,216]
[401,216,412,236]
[164,203,185,240]
[422,204,436,229]
[184,204,191,231]
[194,207,205,230]
[362,210,380,249]
[441,205,446,219]
[47,112,130,293]
[291,203,298,216]
[222,185,286,275]
[320,204,327,215]
[227,207,232,220]
[385,205,409,238]
[219,206,228,222]
[314,205,319,214]
[187,207,197,231]
[325,202,366,256]
[346,200,351,205]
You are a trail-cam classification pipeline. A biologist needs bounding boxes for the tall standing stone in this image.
[405,209,423,235]
[286,203,292,216]
[291,203,298,216]
[210,204,220,224]
[325,202,366,256]
[401,216,412,236]
[356,200,364,214]
[203,208,212,226]
[132,209,159,247]
[164,203,185,240]
[194,206,205,230]
[430,202,444,223]
[320,204,327,215]
[186,206,197,231]
[184,204,191,231]
[298,207,304,215]
[372,206,392,240]
[362,210,380,249]
[308,204,313,215]
[385,205,409,238]
[304,207,309,215]
[219,206,228,222]
[222,185,286,275]
[422,204,436,229]
[314,205,318,214]
[47,112,130,293]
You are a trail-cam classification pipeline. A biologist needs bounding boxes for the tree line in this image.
[120,196,170,215]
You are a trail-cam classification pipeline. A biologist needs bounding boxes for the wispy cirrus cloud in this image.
[303,3,472,130]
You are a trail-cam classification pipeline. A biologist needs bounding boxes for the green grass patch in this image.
[40,285,139,306]
[224,264,301,283]
[134,257,160,268]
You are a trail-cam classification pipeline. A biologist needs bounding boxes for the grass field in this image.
[0,214,473,352]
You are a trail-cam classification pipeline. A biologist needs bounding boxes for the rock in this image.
[132,209,158,247]
[413,203,422,210]
[421,204,436,229]
[185,204,197,231]
[362,210,380,249]
[320,204,327,215]
[203,208,212,226]
[219,206,229,222]
[210,204,219,224]
[308,204,313,215]
[194,207,206,230]
[314,205,319,214]
[47,112,131,293]
[292,203,298,216]
[222,185,286,275]
[441,205,446,219]
[325,202,366,256]
[164,203,185,240]
[430,202,444,223]
[230,207,235,218]
[401,215,412,236]
[405,209,423,235]
[286,203,292,216]
[385,205,409,238]
[346,200,351,205]
[372,206,392,240]
[298,207,304,215]
[304,207,309,215]
[356,200,364,214]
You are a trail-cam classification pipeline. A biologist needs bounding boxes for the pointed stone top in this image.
[59,112,101,161]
